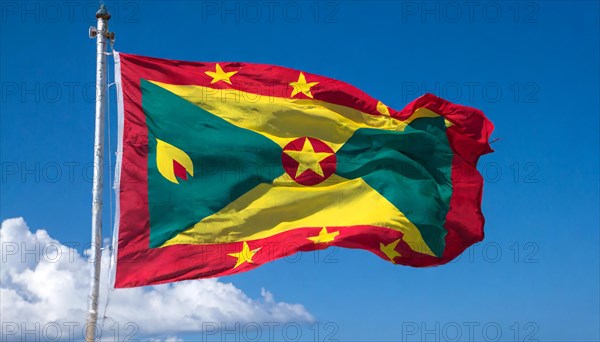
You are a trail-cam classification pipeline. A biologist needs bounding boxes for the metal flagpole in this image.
[86,4,113,342]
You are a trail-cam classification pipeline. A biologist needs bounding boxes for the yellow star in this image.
[284,138,333,178]
[205,64,238,85]
[289,72,319,98]
[227,241,261,268]
[376,101,390,116]
[307,227,339,244]
[380,239,402,264]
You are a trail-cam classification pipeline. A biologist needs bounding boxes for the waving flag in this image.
[114,52,494,288]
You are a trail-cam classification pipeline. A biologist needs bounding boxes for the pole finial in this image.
[96,4,111,20]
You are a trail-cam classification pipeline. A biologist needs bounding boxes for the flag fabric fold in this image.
[113,52,494,288]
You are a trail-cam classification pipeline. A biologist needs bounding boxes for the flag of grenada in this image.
[114,52,494,288]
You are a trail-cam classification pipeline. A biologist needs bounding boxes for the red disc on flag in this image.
[281,137,336,186]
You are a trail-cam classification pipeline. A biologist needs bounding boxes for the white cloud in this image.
[147,337,183,342]
[0,218,313,341]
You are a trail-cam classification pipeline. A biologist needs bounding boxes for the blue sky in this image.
[1,1,598,341]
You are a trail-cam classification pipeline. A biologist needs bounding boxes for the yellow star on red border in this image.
[307,227,339,244]
[227,242,261,268]
[205,64,238,85]
[289,72,318,98]
[380,239,401,264]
